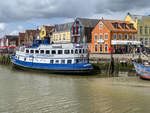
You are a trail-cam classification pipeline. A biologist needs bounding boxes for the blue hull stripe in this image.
[11,55,93,71]
[134,62,150,79]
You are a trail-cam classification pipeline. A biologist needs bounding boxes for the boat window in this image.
[50,60,54,64]
[35,50,39,54]
[79,49,82,54]
[82,49,85,53]
[24,58,26,61]
[64,50,70,54]
[46,50,50,54]
[71,50,74,54]
[30,50,34,54]
[61,60,65,64]
[55,60,59,64]
[67,60,72,64]
[58,50,63,54]
[75,49,78,54]
[76,59,83,63]
[26,50,29,53]
[40,50,44,54]
[52,50,56,54]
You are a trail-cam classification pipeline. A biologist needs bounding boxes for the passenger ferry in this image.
[11,40,93,73]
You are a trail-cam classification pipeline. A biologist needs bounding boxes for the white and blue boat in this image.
[133,62,150,79]
[11,40,93,74]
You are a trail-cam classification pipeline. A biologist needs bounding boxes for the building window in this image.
[105,44,108,52]
[133,34,136,40]
[94,34,98,40]
[100,34,103,40]
[42,31,45,35]
[95,45,97,52]
[119,34,122,40]
[99,24,103,30]
[140,26,143,34]
[145,26,148,34]
[63,34,66,40]
[145,38,148,46]
[55,35,58,41]
[129,34,133,40]
[113,34,117,40]
[125,34,128,40]
[59,34,61,40]
[100,44,103,52]
[104,33,108,40]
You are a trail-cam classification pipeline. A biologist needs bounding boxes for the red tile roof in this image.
[101,19,137,32]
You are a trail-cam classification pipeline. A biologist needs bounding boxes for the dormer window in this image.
[121,23,127,29]
[128,24,134,29]
[112,23,118,29]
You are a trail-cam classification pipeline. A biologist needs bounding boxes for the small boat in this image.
[10,39,93,74]
[133,62,150,79]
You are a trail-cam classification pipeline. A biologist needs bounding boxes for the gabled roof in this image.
[54,22,73,32]
[101,19,137,32]
[77,18,99,28]
[5,35,18,41]
[44,26,54,34]
[127,12,150,22]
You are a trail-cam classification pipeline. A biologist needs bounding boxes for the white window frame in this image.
[129,34,133,40]
[94,34,98,40]
[118,34,122,40]
[145,38,149,46]
[104,43,108,52]
[113,33,117,40]
[99,24,103,30]
[100,33,103,40]
[125,34,128,40]
[100,44,103,52]
[104,33,108,40]
[63,34,66,40]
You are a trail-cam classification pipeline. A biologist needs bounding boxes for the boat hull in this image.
[133,62,150,80]
[11,55,93,74]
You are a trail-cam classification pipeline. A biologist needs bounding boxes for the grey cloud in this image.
[0,0,149,22]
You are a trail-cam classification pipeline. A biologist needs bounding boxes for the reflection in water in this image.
[0,65,150,113]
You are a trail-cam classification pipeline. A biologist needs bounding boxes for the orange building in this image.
[91,19,139,54]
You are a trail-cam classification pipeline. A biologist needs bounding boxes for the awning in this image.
[111,40,141,45]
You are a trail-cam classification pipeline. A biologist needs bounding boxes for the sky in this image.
[0,0,150,37]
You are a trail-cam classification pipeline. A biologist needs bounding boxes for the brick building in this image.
[91,19,139,54]
[18,32,25,46]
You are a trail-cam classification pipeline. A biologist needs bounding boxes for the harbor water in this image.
[0,65,150,113]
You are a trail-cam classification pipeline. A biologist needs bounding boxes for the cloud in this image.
[0,0,149,23]
[0,23,6,31]
[9,25,24,35]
